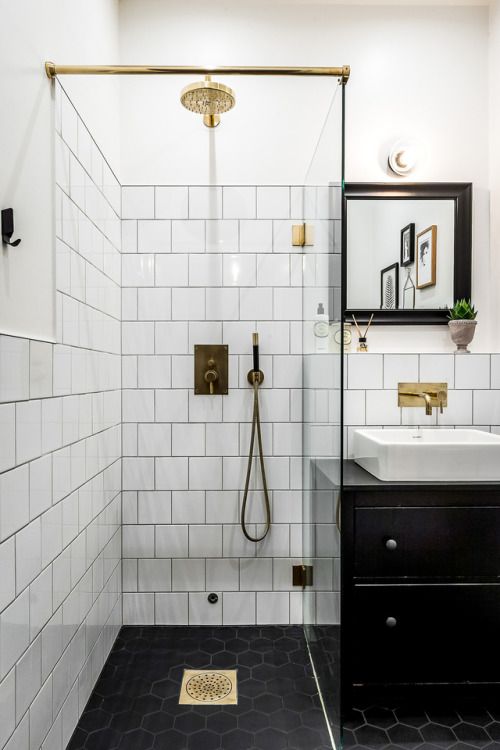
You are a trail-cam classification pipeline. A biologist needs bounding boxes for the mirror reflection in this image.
[347,199,455,311]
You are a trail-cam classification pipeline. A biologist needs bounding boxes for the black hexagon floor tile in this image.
[66,626,331,750]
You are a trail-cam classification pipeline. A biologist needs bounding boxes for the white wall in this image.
[490,0,500,352]
[117,0,491,351]
[0,0,120,341]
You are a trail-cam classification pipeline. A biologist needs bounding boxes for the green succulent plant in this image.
[448,298,478,321]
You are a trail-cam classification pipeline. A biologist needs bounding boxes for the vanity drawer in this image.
[351,584,500,685]
[354,506,500,579]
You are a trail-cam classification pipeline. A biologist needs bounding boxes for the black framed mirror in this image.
[342,182,472,324]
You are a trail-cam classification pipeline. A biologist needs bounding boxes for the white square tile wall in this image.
[0,82,122,750]
[344,353,500,457]
[121,182,342,628]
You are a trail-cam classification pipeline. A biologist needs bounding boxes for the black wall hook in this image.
[1,208,21,247]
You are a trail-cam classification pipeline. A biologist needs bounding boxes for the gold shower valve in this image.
[194,345,228,395]
[204,360,219,395]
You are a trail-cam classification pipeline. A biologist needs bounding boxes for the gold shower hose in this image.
[240,372,271,542]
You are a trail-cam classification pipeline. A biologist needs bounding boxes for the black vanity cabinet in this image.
[340,462,500,702]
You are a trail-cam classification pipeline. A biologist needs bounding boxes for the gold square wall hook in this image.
[292,223,314,247]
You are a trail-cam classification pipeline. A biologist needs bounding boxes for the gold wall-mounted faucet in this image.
[398,383,448,416]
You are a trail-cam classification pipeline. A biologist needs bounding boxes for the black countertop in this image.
[312,459,500,492]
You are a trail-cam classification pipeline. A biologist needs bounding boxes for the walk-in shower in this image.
[35,60,348,750]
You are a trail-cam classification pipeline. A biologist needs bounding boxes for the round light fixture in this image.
[388,140,418,176]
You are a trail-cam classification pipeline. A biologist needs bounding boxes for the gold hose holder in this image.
[247,370,264,386]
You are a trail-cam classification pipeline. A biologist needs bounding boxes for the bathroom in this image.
[1,0,500,748]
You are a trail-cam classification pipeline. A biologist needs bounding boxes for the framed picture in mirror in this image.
[416,225,437,289]
[401,223,415,267]
[380,263,399,310]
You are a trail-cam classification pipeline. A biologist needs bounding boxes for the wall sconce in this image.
[388,140,418,176]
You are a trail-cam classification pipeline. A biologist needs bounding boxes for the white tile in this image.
[16,518,42,592]
[15,636,41,723]
[156,525,188,557]
[172,220,205,253]
[0,404,15,473]
[155,255,188,289]
[15,399,41,463]
[223,187,256,219]
[172,423,205,456]
[122,457,155,491]
[256,592,289,624]
[122,220,137,253]
[223,254,256,286]
[206,220,239,253]
[222,321,257,354]
[273,288,302,320]
[189,525,222,557]
[0,590,30,680]
[138,356,171,388]
[420,354,455,388]
[206,491,239,524]
[123,389,155,422]
[255,322,290,355]
[366,390,400,425]
[189,187,222,218]
[60,92,77,153]
[172,289,205,321]
[348,354,383,389]
[122,254,155,287]
[256,524,290,556]
[138,491,171,524]
[189,457,222,490]
[122,288,138,320]
[438,389,473,426]
[138,559,171,592]
[29,674,53,750]
[123,559,138,592]
[171,491,205,524]
[240,288,273,320]
[189,254,222,286]
[155,389,189,422]
[122,187,155,219]
[155,187,189,219]
[474,390,500,425]
[29,341,53,399]
[0,668,16,747]
[316,592,340,625]
[272,422,302,456]
[0,538,15,611]
[206,559,239,591]
[29,565,53,638]
[383,354,419,389]
[206,423,239,456]
[257,187,289,219]
[155,457,189,490]
[123,525,155,557]
[138,220,171,253]
[273,491,302,523]
[189,322,222,350]
[223,592,255,625]
[0,465,30,541]
[223,524,256,558]
[155,593,188,625]
[455,354,490,389]
[344,390,365,426]
[206,288,239,320]
[155,322,189,354]
[122,322,155,355]
[257,254,290,286]
[240,220,273,253]
[172,559,205,591]
[189,592,222,625]
[123,593,154,624]
[491,356,500,388]
[240,558,272,591]
[138,423,172,456]
[137,288,171,322]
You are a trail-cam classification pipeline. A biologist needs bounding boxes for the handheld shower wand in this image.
[241,333,271,542]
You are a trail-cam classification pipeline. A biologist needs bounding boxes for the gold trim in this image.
[45,62,350,82]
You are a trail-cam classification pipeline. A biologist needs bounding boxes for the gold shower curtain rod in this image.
[45,62,350,83]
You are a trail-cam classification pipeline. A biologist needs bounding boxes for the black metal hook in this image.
[1,208,21,247]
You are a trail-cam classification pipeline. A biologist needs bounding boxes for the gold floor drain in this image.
[179,670,238,705]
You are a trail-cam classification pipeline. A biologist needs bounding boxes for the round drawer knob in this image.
[385,616,397,628]
[385,538,397,551]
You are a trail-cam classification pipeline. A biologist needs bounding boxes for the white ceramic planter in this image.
[448,319,477,354]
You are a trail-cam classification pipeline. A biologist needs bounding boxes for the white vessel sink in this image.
[353,429,500,482]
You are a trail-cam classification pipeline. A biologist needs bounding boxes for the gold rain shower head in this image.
[180,75,235,128]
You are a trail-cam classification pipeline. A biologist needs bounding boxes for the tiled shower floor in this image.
[67,625,332,750]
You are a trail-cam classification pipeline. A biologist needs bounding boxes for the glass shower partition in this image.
[301,81,344,748]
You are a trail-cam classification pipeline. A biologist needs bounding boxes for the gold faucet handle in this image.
[204,360,219,394]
